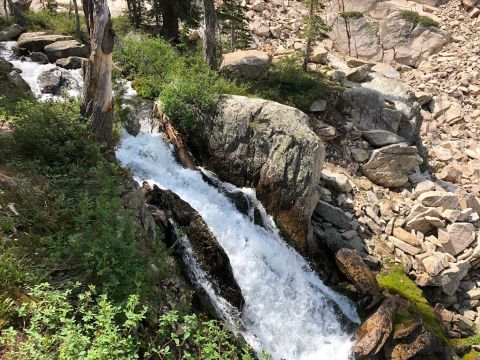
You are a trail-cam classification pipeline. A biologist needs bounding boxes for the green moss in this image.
[339,11,364,20]
[463,350,480,360]
[377,263,446,341]
[400,10,439,28]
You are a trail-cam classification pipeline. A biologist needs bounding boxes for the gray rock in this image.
[193,95,324,251]
[417,191,459,210]
[17,32,73,52]
[220,50,272,79]
[321,169,353,193]
[438,223,476,256]
[309,46,328,64]
[352,148,370,162]
[38,68,64,94]
[56,56,86,69]
[417,260,470,296]
[309,99,327,112]
[389,236,421,255]
[0,24,25,41]
[362,129,406,147]
[346,64,372,82]
[314,200,352,229]
[0,58,13,73]
[362,143,423,188]
[44,40,89,62]
[422,255,444,277]
[6,70,32,94]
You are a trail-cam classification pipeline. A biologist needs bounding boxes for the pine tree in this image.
[217,0,252,52]
[302,0,330,71]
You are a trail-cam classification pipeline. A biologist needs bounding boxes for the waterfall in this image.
[2,40,359,360]
[116,121,360,360]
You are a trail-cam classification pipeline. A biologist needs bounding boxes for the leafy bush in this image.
[115,35,245,140]
[12,99,101,171]
[1,284,147,359]
[400,10,439,27]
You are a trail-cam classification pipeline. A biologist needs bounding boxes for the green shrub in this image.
[246,54,335,111]
[400,10,439,27]
[339,11,364,20]
[12,99,101,171]
[0,284,147,360]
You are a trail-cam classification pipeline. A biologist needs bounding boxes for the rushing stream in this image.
[2,41,359,360]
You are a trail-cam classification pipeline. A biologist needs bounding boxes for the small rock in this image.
[309,99,327,112]
[321,169,353,193]
[363,130,406,147]
[438,223,476,256]
[314,201,352,229]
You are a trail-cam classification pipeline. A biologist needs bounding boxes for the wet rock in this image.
[362,130,406,147]
[44,40,89,62]
[438,223,476,256]
[0,58,13,73]
[17,32,73,52]
[196,95,324,252]
[38,68,64,94]
[314,200,352,229]
[335,248,379,295]
[362,143,423,188]
[30,51,49,64]
[56,56,86,69]
[353,297,398,357]
[220,50,272,79]
[147,186,244,311]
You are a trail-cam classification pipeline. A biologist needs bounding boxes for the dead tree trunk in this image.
[202,0,217,69]
[81,0,115,149]
[72,0,81,38]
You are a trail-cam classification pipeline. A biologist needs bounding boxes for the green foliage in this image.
[12,99,101,171]
[0,284,147,360]
[115,35,245,140]
[400,10,439,27]
[148,310,254,359]
[339,11,364,19]
[302,0,330,46]
[246,54,336,111]
[377,263,446,341]
[112,15,137,37]
[23,10,88,41]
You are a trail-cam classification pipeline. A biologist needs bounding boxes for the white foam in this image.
[116,128,359,360]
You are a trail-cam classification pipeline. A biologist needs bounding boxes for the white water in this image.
[1,41,83,100]
[117,121,359,360]
[3,41,359,360]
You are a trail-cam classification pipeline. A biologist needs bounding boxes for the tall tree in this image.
[72,0,81,38]
[217,0,252,52]
[302,0,329,72]
[202,0,217,69]
[81,0,115,148]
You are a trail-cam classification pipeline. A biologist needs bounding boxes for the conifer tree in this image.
[302,0,330,71]
[217,0,252,52]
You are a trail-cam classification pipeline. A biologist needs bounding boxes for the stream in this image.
[1,41,359,360]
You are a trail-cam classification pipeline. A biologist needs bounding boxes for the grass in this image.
[376,262,446,341]
[400,10,439,28]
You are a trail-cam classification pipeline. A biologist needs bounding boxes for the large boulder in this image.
[17,32,73,53]
[220,50,272,79]
[194,95,324,252]
[147,186,245,311]
[362,143,423,188]
[44,40,89,62]
[353,297,398,357]
[0,24,25,41]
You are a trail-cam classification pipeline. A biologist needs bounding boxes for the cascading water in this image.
[116,120,360,360]
[2,40,359,360]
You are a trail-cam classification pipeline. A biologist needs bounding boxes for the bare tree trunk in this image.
[81,0,115,149]
[72,0,81,38]
[302,0,314,72]
[202,0,217,69]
